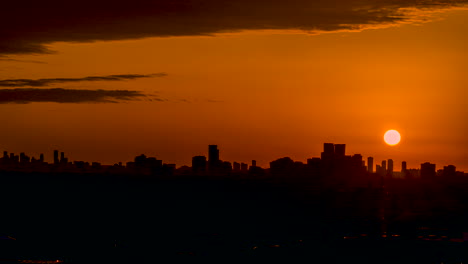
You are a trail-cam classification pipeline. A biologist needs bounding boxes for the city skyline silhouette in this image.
[1,142,468,263]
[1,1,467,263]
[0,143,465,179]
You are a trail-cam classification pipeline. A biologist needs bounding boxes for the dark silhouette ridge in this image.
[1,143,467,263]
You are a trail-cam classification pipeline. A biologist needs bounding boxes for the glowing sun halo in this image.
[384,130,401,146]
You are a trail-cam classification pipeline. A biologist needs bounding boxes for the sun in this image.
[384,130,401,146]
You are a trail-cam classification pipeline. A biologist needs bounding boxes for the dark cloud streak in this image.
[0,73,167,87]
[1,0,467,55]
[0,58,47,64]
[0,88,148,104]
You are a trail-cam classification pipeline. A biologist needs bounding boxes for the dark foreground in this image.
[1,172,467,263]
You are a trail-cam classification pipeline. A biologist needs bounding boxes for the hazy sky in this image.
[1,0,467,171]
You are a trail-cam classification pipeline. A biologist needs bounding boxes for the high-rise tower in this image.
[334,144,346,157]
[208,145,220,170]
[367,157,374,173]
[54,150,59,165]
[387,159,394,177]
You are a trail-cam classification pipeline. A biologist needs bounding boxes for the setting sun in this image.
[384,130,401,146]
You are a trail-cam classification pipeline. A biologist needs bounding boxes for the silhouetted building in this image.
[74,161,86,169]
[367,157,374,173]
[240,163,248,172]
[249,160,258,171]
[381,160,387,172]
[208,145,220,171]
[222,161,232,172]
[9,153,18,164]
[163,163,176,176]
[39,153,44,163]
[126,161,135,169]
[54,150,59,165]
[135,154,147,167]
[192,156,207,173]
[401,161,407,178]
[352,154,363,168]
[164,163,176,170]
[20,152,30,164]
[321,143,335,160]
[233,162,240,171]
[60,152,68,164]
[91,162,102,170]
[335,144,346,157]
[407,168,420,178]
[324,143,334,154]
[134,154,163,174]
[307,157,321,176]
[387,159,393,177]
[421,162,436,179]
[270,157,295,178]
[147,157,163,168]
[443,165,456,178]
[307,157,321,166]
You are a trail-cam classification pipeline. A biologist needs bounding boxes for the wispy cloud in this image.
[1,0,467,55]
[0,73,167,87]
[0,58,46,64]
[0,88,149,104]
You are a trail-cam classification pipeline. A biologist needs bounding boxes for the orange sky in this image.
[0,6,467,171]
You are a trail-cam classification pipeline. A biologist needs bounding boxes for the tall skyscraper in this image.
[324,143,334,154]
[321,143,335,160]
[401,161,407,178]
[352,154,363,167]
[54,150,59,165]
[367,157,374,173]
[208,145,220,170]
[334,144,346,157]
[387,159,394,177]
[381,160,387,172]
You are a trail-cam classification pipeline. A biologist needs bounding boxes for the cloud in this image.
[0,88,148,104]
[0,58,46,64]
[0,0,467,55]
[0,73,167,87]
